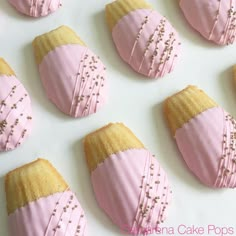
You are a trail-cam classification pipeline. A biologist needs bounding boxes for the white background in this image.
[0,0,236,235]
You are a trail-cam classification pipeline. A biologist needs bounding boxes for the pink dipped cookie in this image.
[8,0,62,17]
[5,159,87,236]
[33,26,108,118]
[84,123,172,235]
[180,0,236,45]
[164,86,236,188]
[106,0,181,78]
[0,58,32,152]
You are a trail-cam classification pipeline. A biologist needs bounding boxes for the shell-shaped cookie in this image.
[0,58,32,152]
[106,0,181,79]
[180,0,236,45]
[33,26,108,118]
[5,159,87,236]
[164,86,236,188]
[8,0,62,17]
[84,123,172,235]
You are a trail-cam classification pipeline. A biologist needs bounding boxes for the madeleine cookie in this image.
[0,58,32,152]
[33,26,108,118]
[106,0,181,78]
[164,85,236,188]
[5,159,87,236]
[84,123,172,235]
[180,0,236,45]
[8,0,62,17]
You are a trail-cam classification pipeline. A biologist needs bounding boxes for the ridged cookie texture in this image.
[164,85,236,188]
[106,0,181,78]
[8,0,62,17]
[233,65,236,85]
[84,123,172,235]
[33,26,108,118]
[5,159,87,236]
[180,0,236,45]
[0,58,32,152]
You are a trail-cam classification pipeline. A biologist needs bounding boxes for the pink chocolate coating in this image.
[176,107,236,188]
[0,75,32,152]
[38,44,108,118]
[112,9,181,78]
[180,0,236,45]
[8,190,87,236]
[8,0,62,17]
[91,149,172,235]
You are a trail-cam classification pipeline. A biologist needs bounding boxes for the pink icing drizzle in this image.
[215,113,236,188]
[8,0,62,17]
[180,0,236,45]
[175,107,236,188]
[112,9,181,78]
[8,190,87,236]
[38,44,108,118]
[91,149,172,235]
[0,75,32,151]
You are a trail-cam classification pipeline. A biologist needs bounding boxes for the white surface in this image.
[0,0,236,235]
